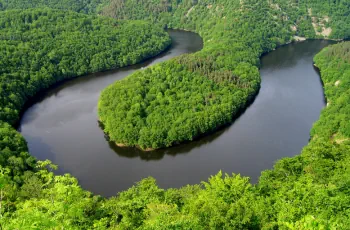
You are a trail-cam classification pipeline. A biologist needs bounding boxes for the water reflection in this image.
[108,128,227,161]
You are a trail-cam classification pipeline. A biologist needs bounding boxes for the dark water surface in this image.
[19,31,334,197]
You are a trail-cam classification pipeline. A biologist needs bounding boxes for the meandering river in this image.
[19,30,334,197]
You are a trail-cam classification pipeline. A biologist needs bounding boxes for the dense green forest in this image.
[99,0,350,150]
[0,8,170,125]
[0,0,350,228]
[272,0,350,39]
[0,7,172,228]
[4,41,348,229]
[0,0,107,14]
[102,0,350,39]
[98,57,259,150]
[98,0,291,150]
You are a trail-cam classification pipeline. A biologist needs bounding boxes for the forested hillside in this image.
[0,9,170,125]
[313,42,350,141]
[5,41,347,229]
[102,0,350,39]
[273,0,350,39]
[0,8,172,228]
[99,0,349,150]
[98,0,292,150]
[0,0,350,229]
[0,0,107,13]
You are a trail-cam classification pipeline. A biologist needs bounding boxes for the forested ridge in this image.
[98,0,291,150]
[0,0,350,229]
[0,7,170,191]
[99,0,350,150]
[102,0,350,39]
[0,0,107,14]
[270,0,350,39]
[0,8,170,125]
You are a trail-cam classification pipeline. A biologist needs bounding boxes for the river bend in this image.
[19,30,333,197]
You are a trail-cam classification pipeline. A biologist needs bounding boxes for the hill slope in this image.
[0,0,107,13]
[98,0,349,150]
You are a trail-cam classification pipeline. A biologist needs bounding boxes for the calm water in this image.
[19,31,333,197]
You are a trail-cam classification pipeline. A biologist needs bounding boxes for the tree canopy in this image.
[99,0,349,150]
[0,0,107,14]
[98,0,293,150]
[0,8,170,125]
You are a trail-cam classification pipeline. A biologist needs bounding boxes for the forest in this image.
[98,0,291,150]
[0,0,350,229]
[0,0,107,14]
[98,0,350,150]
[0,8,170,125]
[102,0,350,39]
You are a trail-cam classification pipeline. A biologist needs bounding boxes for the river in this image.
[19,30,334,197]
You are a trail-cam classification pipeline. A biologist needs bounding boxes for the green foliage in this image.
[273,0,350,39]
[0,122,35,183]
[255,42,350,228]
[0,7,171,229]
[99,0,296,150]
[96,0,349,150]
[0,8,170,125]
[0,0,107,14]
[1,162,105,229]
[99,60,258,150]
[313,42,350,141]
